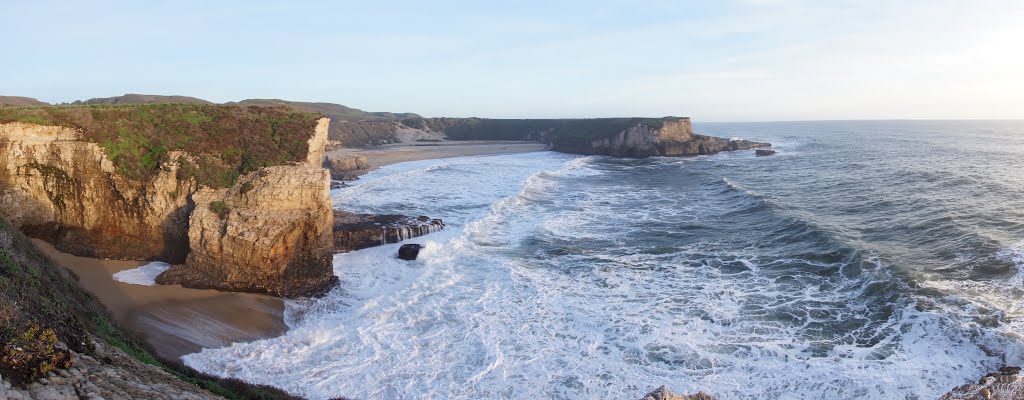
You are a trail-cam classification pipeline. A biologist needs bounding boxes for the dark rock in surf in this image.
[398,244,422,260]
[755,149,776,156]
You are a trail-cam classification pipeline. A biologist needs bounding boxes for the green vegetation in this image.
[208,201,230,220]
[0,322,72,385]
[0,104,321,188]
[0,219,300,398]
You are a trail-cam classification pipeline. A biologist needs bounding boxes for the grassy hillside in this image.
[231,99,419,121]
[0,96,50,107]
[0,104,322,188]
[72,94,212,105]
[0,219,300,398]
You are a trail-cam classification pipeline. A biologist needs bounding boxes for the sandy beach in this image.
[326,140,548,174]
[33,239,286,361]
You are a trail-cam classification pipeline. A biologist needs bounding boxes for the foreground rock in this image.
[756,149,776,156]
[941,366,1024,400]
[641,386,716,400]
[333,212,444,252]
[0,336,219,400]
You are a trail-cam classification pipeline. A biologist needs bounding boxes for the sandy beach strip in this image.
[33,239,286,361]
[325,140,548,173]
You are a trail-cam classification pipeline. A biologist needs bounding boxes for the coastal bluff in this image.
[328,116,769,157]
[0,105,338,297]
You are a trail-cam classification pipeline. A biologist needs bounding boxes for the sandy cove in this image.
[39,141,547,362]
[325,140,549,175]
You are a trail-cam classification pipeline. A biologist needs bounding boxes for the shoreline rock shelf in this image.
[333,212,444,252]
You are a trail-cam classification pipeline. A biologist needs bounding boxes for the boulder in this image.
[941,366,1024,399]
[755,149,776,156]
[324,155,370,181]
[640,386,716,400]
[398,244,422,260]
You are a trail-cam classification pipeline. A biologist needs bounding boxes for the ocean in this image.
[182,120,1024,399]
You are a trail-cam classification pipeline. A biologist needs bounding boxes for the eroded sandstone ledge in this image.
[333,211,444,252]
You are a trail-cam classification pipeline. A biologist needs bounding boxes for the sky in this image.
[2,0,1023,121]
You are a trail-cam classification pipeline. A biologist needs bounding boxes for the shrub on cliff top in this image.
[0,321,73,386]
[208,201,230,220]
[0,104,321,188]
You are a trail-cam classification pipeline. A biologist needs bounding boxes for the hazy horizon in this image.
[3,0,1023,121]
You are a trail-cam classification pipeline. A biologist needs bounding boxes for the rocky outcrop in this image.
[0,122,195,262]
[1,115,339,298]
[640,386,715,400]
[157,118,337,297]
[941,366,1024,400]
[0,337,219,400]
[333,212,444,252]
[325,154,370,180]
[549,118,769,157]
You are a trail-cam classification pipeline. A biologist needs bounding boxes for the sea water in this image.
[182,120,1024,399]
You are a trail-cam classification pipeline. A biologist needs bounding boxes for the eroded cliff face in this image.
[550,118,769,157]
[0,123,195,261]
[157,118,337,297]
[0,117,338,297]
[156,164,337,297]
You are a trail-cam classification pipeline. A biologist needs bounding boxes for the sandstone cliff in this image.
[0,106,338,297]
[0,122,195,261]
[156,164,338,297]
[155,117,337,297]
[324,154,370,180]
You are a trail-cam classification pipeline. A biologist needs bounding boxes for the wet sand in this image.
[325,140,548,173]
[33,239,286,361]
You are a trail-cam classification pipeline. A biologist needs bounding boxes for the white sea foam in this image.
[112,261,171,286]
[183,151,1008,399]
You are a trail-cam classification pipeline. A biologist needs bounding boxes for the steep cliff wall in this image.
[0,122,195,261]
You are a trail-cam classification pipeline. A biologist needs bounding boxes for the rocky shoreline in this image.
[0,337,219,400]
[333,212,444,252]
